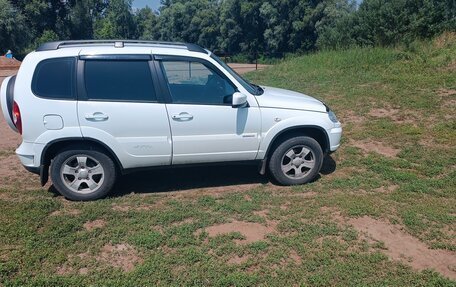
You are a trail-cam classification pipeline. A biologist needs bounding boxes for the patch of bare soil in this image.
[50,208,81,216]
[373,185,398,194]
[369,107,414,124]
[351,140,400,158]
[172,217,194,226]
[436,88,456,110]
[111,202,163,212]
[0,58,20,70]
[0,155,41,190]
[244,194,252,201]
[341,111,365,124]
[227,254,251,265]
[0,70,17,79]
[443,98,456,108]
[97,243,143,272]
[0,115,21,150]
[280,202,290,210]
[320,206,346,225]
[441,61,456,72]
[437,88,456,97]
[57,244,143,274]
[286,191,318,198]
[289,249,302,265]
[50,198,82,216]
[0,107,40,190]
[253,209,269,218]
[83,219,106,231]
[56,252,90,275]
[369,107,400,118]
[204,220,277,244]
[434,32,456,49]
[56,265,74,275]
[350,216,456,280]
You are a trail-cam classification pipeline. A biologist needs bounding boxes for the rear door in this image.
[77,54,172,169]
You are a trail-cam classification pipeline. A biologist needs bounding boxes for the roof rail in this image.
[36,40,207,54]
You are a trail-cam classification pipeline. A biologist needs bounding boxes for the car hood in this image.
[255,86,326,113]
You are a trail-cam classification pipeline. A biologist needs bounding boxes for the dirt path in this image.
[228,63,270,75]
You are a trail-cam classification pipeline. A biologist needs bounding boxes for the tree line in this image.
[1,0,455,58]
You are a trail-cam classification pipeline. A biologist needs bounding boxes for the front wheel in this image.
[268,136,323,186]
[50,149,117,201]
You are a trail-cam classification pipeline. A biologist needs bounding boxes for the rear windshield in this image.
[32,57,76,100]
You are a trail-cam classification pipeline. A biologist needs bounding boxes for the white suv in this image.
[1,40,342,201]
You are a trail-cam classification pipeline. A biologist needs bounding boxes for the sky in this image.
[132,0,161,10]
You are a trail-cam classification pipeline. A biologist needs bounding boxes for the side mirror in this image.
[232,92,248,108]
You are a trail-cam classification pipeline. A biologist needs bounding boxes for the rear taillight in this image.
[12,101,22,135]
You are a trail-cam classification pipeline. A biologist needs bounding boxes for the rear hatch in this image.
[0,75,18,132]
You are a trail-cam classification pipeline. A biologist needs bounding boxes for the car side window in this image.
[161,60,236,105]
[84,60,157,102]
[32,57,76,100]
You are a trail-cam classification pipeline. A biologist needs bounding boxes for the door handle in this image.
[85,112,109,121]
[172,112,194,121]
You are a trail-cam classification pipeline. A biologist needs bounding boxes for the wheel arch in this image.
[41,137,123,171]
[265,125,330,159]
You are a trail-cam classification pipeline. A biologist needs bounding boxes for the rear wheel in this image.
[268,136,323,185]
[51,149,116,201]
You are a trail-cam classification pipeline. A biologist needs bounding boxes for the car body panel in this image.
[256,86,326,113]
[77,102,173,168]
[166,104,261,164]
[257,107,337,158]
[0,76,15,131]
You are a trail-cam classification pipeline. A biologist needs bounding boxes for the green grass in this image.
[1,34,455,286]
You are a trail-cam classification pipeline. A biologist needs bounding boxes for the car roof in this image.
[36,40,208,54]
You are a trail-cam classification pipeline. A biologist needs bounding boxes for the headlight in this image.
[328,110,339,123]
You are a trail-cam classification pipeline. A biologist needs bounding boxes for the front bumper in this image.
[329,124,342,152]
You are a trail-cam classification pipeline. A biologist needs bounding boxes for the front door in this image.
[157,57,261,164]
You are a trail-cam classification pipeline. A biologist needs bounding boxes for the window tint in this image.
[32,57,75,99]
[84,60,156,102]
[161,60,236,105]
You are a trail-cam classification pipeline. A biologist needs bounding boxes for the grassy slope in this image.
[0,35,455,286]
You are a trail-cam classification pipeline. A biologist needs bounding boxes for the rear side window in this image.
[84,60,156,102]
[32,57,76,99]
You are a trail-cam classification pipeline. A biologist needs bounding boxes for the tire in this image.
[50,149,116,201]
[268,136,323,186]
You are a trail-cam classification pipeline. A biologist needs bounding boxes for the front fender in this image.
[257,111,333,159]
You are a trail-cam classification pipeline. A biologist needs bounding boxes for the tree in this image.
[0,0,29,53]
[219,0,243,54]
[94,0,136,39]
[157,0,220,50]
[135,6,159,40]
[315,0,357,49]
[67,0,107,40]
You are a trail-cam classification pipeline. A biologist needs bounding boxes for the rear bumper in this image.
[24,165,40,175]
[16,141,48,185]
[16,141,45,169]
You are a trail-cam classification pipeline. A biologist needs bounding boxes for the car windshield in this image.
[210,54,264,96]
